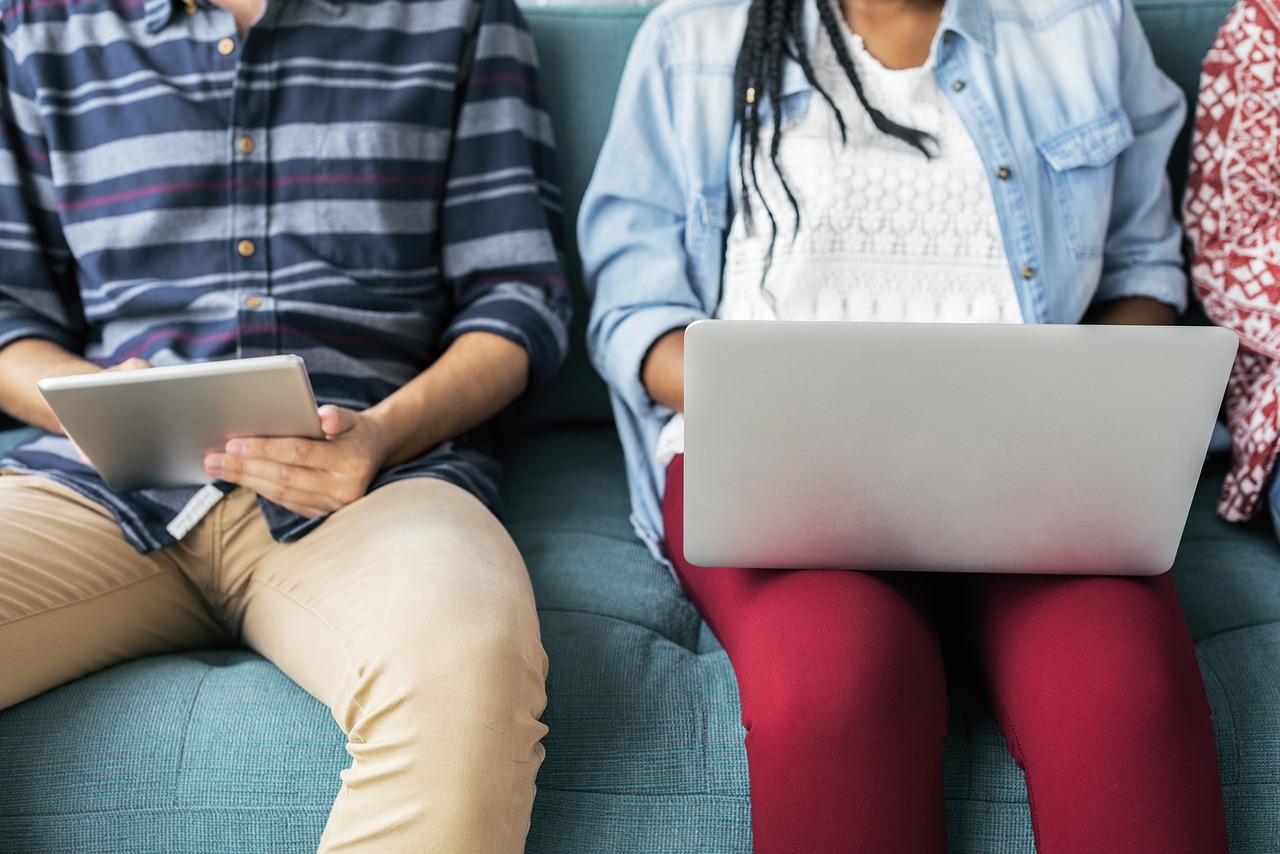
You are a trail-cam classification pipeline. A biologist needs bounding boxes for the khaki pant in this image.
[0,473,549,853]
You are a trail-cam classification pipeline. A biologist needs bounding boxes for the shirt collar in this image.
[145,0,341,35]
[144,0,182,33]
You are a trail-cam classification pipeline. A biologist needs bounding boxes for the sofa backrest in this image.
[516,6,652,429]
[518,0,1237,430]
[1136,0,1236,202]
[0,1,1242,441]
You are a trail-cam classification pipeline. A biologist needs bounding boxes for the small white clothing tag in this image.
[165,483,227,540]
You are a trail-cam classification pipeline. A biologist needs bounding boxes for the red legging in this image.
[662,455,1228,854]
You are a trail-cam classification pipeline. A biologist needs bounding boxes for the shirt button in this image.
[237,239,256,257]
[217,38,236,56]
[237,135,255,155]
[951,80,966,92]
[244,296,263,309]
[997,166,1013,180]
[1021,266,1037,280]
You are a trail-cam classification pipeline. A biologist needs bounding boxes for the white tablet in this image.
[38,354,323,491]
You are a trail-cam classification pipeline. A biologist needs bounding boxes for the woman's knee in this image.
[739,636,947,755]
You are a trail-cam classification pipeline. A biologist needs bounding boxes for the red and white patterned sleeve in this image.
[1184,0,1280,521]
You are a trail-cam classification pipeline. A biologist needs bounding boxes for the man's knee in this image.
[341,564,546,721]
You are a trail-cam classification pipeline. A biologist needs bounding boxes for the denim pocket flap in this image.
[1037,108,1134,172]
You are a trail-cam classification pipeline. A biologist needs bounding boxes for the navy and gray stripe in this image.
[0,0,569,551]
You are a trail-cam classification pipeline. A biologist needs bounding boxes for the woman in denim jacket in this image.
[582,0,1229,849]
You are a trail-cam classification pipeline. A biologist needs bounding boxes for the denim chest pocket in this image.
[1036,108,1134,259]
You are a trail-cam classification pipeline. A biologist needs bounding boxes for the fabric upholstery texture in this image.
[2,1,1275,852]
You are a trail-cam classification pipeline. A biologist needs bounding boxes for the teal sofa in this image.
[1,1,1275,851]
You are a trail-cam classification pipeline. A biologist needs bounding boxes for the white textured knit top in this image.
[657,19,1022,465]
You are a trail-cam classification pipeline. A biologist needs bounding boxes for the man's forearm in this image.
[365,331,531,469]
[0,338,97,433]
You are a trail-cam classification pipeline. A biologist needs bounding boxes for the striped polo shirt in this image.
[0,0,570,551]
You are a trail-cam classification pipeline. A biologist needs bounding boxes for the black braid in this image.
[787,0,847,144]
[734,0,774,237]
[812,0,936,157]
[733,0,937,276]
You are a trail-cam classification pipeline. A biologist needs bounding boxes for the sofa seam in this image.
[1194,650,1239,786]
[1193,618,1280,644]
[535,606,711,653]
[170,653,226,810]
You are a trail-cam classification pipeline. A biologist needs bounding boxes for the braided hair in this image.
[733,0,936,266]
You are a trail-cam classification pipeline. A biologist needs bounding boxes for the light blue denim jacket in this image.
[580,0,1188,562]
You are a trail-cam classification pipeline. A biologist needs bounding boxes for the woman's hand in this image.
[1083,297,1177,326]
[642,326,688,412]
[203,405,389,518]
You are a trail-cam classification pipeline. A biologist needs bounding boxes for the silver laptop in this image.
[682,320,1238,575]
[38,354,323,492]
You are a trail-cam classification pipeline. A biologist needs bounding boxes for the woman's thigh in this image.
[663,454,950,852]
[953,571,1228,854]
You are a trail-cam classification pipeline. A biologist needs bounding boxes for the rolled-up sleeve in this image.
[1092,0,1188,312]
[0,33,82,355]
[438,0,571,392]
[580,14,712,419]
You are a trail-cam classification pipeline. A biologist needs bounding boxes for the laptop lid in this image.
[682,319,1238,575]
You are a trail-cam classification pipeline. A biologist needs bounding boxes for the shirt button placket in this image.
[227,33,271,358]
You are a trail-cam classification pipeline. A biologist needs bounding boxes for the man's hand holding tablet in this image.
[38,355,324,494]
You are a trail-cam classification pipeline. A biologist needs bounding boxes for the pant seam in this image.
[242,576,372,741]
[0,567,176,630]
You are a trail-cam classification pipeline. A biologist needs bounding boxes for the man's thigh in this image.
[228,477,549,852]
[0,473,225,709]
[228,477,545,711]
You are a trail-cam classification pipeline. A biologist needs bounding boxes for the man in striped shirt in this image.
[0,0,569,846]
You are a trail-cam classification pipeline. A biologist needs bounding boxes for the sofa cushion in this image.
[2,429,1279,852]
[0,651,345,852]
[0,1,1272,852]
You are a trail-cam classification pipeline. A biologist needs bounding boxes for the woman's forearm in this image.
[641,327,687,413]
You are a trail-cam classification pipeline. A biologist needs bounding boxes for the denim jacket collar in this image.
[942,0,996,56]
[781,0,822,97]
